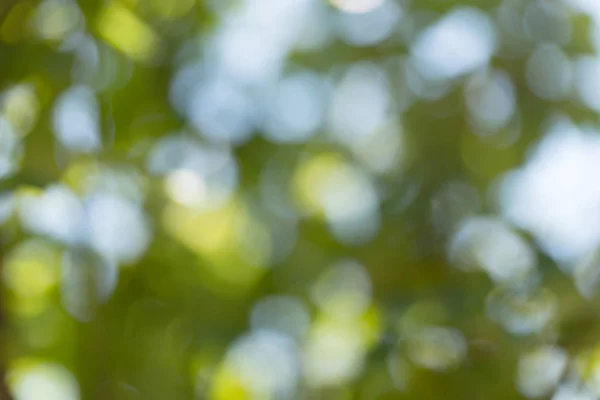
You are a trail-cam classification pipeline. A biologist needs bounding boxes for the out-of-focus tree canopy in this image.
[2,0,600,399]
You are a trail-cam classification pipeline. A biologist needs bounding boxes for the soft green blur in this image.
[1,0,600,399]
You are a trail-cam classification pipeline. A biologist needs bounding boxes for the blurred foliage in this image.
[2,0,600,399]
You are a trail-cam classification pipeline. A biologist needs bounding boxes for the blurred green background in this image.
[1,0,600,398]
